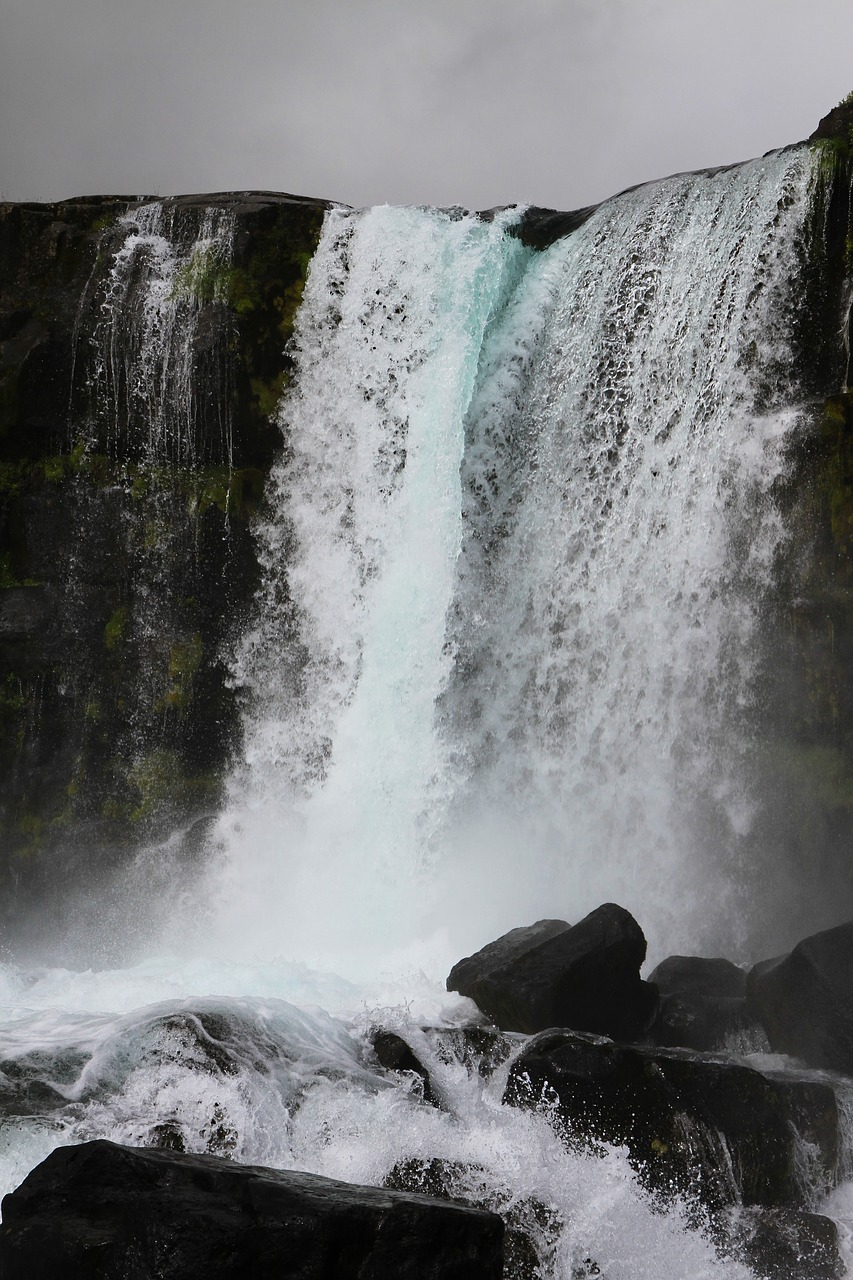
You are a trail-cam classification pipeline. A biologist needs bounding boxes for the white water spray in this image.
[211,149,816,974]
[211,203,531,970]
[78,202,236,464]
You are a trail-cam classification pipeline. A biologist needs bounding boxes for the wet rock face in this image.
[446,905,658,1039]
[384,1156,561,1280]
[645,955,761,1053]
[0,1140,505,1280]
[648,955,747,998]
[0,193,329,959]
[733,1207,844,1280]
[748,919,853,1074]
[503,1027,838,1213]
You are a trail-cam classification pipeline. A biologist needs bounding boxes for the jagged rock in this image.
[747,920,853,1074]
[384,1156,561,1280]
[370,1030,438,1106]
[504,1028,822,1212]
[447,905,658,1039]
[0,1140,504,1280]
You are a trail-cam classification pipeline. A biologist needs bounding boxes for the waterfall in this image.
[72,201,237,465]
[208,146,816,973]
[210,203,532,970]
[4,147,850,1280]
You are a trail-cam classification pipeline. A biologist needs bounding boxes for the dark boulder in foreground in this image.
[385,1157,561,1280]
[646,954,761,1052]
[504,1028,837,1212]
[0,1140,504,1280]
[447,904,657,1038]
[747,919,853,1074]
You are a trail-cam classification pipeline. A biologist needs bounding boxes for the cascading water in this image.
[3,146,852,1278]
[72,200,237,465]
[207,146,816,972]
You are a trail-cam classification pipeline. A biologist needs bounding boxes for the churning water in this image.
[2,145,850,1276]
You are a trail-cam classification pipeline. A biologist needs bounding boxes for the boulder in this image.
[0,1140,504,1280]
[370,1029,438,1107]
[732,1208,843,1280]
[446,905,658,1039]
[648,955,747,998]
[447,918,572,995]
[747,920,853,1074]
[504,1029,828,1212]
[646,955,759,1052]
[384,1157,561,1280]
[647,992,760,1053]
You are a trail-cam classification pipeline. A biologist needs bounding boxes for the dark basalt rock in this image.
[647,992,761,1053]
[447,917,571,1008]
[384,1156,561,1280]
[478,203,599,250]
[370,1029,438,1107]
[810,97,853,143]
[732,1208,843,1280]
[0,191,330,962]
[423,1025,517,1079]
[0,1139,504,1280]
[447,905,658,1039]
[503,1028,827,1212]
[747,919,853,1074]
[648,955,747,998]
[646,956,758,1052]
[760,1072,840,1191]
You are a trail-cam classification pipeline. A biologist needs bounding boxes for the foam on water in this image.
[0,955,758,1278]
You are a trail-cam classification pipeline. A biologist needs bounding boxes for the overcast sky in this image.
[3,0,853,212]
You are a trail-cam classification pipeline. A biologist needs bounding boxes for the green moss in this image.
[250,373,287,421]
[89,211,117,235]
[815,394,853,560]
[760,741,853,818]
[171,244,234,305]
[187,464,265,517]
[126,748,217,825]
[161,632,203,709]
[104,605,129,649]
[42,457,66,482]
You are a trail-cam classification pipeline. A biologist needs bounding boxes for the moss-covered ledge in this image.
[0,192,330,953]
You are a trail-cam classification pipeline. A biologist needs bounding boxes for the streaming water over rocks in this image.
[3,139,853,1276]
[72,201,238,465]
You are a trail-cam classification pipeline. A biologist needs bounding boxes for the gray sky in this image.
[3,0,853,212]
